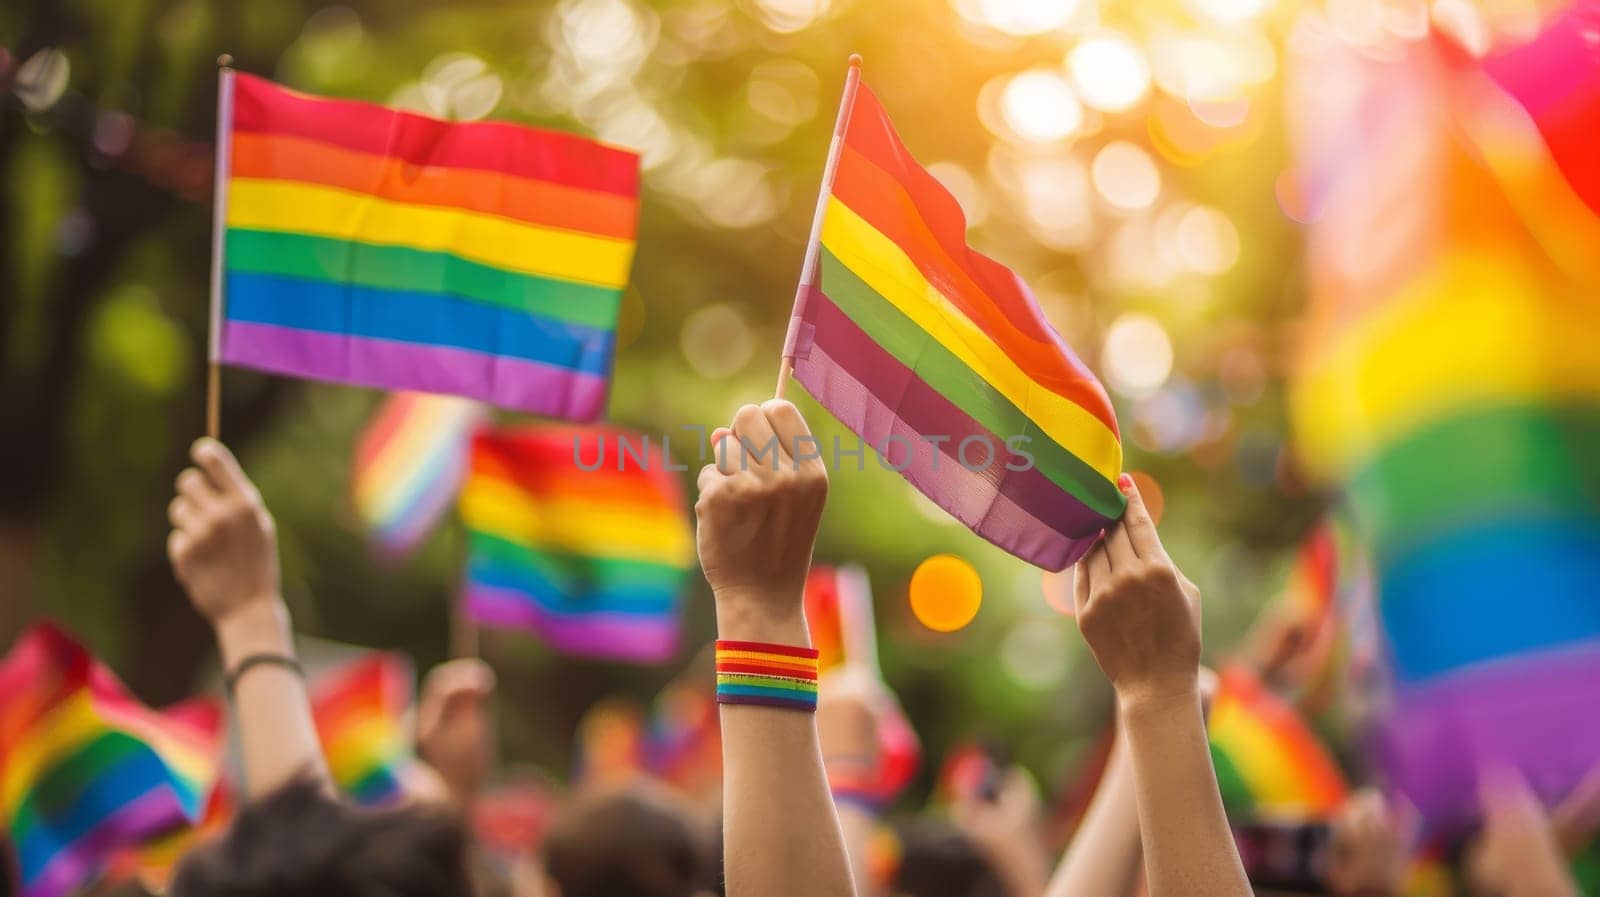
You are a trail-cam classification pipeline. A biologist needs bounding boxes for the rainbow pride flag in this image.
[1208,667,1348,819]
[784,71,1124,570]
[804,564,878,672]
[352,392,486,556]
[216,72,639,419]
[459,426,694,662]
[311,653,414,807]
[1288,7,1600,829]
[0,625,222,897]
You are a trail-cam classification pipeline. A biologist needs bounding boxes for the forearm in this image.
[837,804,881,896]
[718,601,855,897]
[1045,732,1142,897]
[1120,689,1250,897]
[215,600,331,799]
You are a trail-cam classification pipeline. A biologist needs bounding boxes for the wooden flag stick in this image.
[205,55,236,440]
[775,54,864,400]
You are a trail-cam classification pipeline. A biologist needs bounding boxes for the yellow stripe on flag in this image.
[227,179,635,289]
[1292,250,1600,476]
[1,693,101,816]
[821,198,1122,484]
[1209,699,1320,814]
[460,477,694,565]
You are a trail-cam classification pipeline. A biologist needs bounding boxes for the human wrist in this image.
[1115,676,1202,724]
[213,597,294,670]
[713,588,809,646]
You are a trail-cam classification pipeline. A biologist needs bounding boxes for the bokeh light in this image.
[680,304,755,378]
[1001,620,1071,689]
[908,554,984,633]
[1174,205,1241,274]
[1185,0,1274,24]
[1068,33,1151,113]
[1041,568,1077,616]
[999,69,1084,145]
[952,0,1085,35]
[1091,141,1161,211]
[1101,312,1175,397]
[750,0,833,34]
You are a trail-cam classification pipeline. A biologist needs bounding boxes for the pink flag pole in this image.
[774,54,864,400]
[206,55,236,440]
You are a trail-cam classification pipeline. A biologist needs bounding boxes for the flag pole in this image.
[206,55,236,440]
[775,54,863,400]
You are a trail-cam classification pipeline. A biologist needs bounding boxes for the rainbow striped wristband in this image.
[715,640,820,712]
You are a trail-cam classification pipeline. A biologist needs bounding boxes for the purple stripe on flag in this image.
[222,322,609,420]
[465,585,679,663]
[23,786,187,897]
[793,290,1111,570]
[1375,639,1600,834]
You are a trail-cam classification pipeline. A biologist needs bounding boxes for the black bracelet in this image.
[225,652,304,696]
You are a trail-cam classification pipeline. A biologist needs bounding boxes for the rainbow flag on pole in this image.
[311,653,414,807]
[1207,666,1348,819]
[0,625,222,897]
[783,61,1124,570]
[352,392,486,557]
[459,426,694,662]
[214,72,639,419]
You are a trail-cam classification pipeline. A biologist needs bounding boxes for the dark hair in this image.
[541,788,706,897]
[170,779,473,897]
[892,819,1009,897]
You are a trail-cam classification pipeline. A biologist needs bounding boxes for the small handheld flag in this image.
[779,58,1124,570]
[460,426,695,663]
[209,70,640,423]
[0,625,223,897]
[1208,666,1348,819]
[311,653,415,807]
[352,392,486,557]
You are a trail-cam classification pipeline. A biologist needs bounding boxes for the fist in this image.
[694,400,828,623]
[1074,475,1202,708]
[1327,789,1409,897]
[166,438,281,626]
[416,658,498,803]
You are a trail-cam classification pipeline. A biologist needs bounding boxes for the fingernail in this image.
[1117,473,1135,493]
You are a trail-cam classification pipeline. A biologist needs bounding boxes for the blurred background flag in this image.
[459,426,694,663]
[804,564,879,673]
[214,72,640,419]
[1207,666,1348,819]
[352,392,486,558]
[805,564,920,801]
[311,652,415,807]
[1289,4,1600,830]
[0,625,223,897]
[783,62,1125,571]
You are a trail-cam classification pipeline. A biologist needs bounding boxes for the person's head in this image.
[539,785,711,897]
[890,819,1008,897]
[170,779,473,897]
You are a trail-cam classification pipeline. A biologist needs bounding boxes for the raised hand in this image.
[415,659,498,806]
[166,437,327,798]
[1074,474,1202,710]
[1467,769,1581,897]
[697,399,852,897]
[695,399,828,643]
[1072,475,1250,897]
[1327,788,1410,897]
[167,438,281,627]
